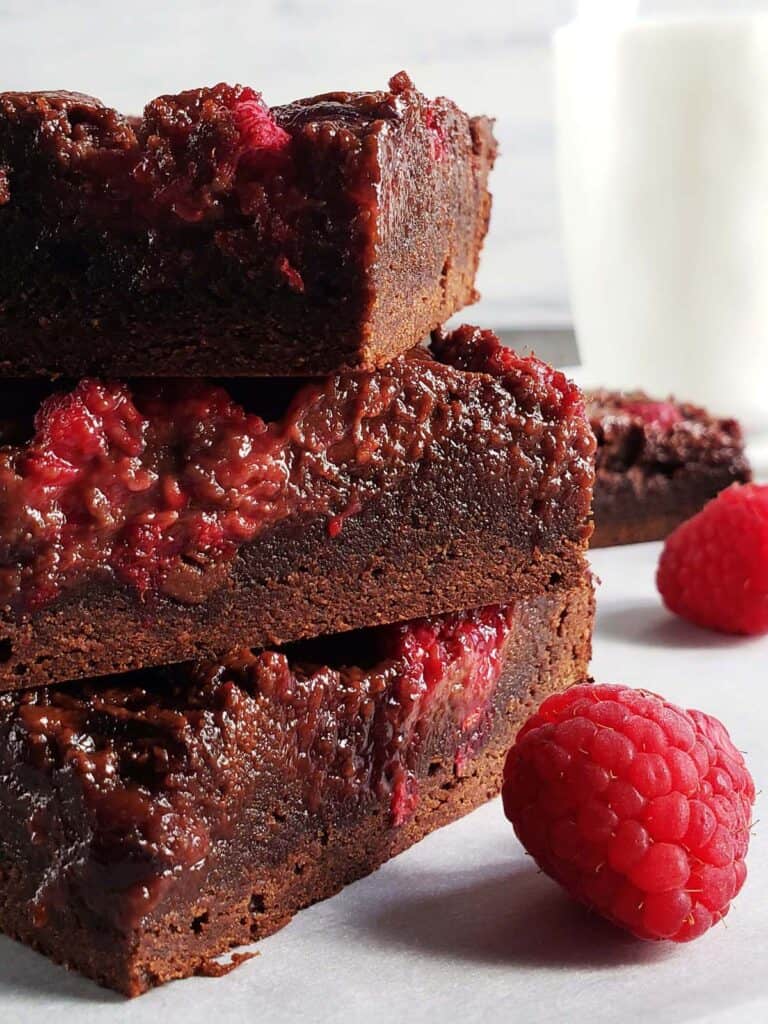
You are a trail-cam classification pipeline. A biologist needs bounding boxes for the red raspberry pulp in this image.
[423,105,447,162]
[622,399,683,430]
[503,684,755,942]
[233,91,291,153]
[0,329,591,614]
[376,604,513,825]
[1,379,286,609]
[129,83,294,225]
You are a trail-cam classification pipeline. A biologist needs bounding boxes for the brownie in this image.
[0,326,595,691]
[0,72,496,378]
[0,575,594,995]
[588,390,751,547]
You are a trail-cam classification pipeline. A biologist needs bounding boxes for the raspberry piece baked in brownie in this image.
[0,326,595,691]
[0,577,593,995]
[588,390,751,547]
[0,73,496,377]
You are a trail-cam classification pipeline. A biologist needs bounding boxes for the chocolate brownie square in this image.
[0,73,496,378]
[588,390,751,547]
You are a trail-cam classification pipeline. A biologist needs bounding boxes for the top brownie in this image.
[0,72,496,377]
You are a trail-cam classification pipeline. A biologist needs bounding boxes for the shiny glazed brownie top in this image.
[0,72,461,232]
[0,327,595,615]
[587,390,751,477]
[0,601,514,931]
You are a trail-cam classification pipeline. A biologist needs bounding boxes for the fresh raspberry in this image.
[502,683,755,942]
[657,483,768,635]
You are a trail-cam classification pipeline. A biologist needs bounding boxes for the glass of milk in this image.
[555,1,768,430]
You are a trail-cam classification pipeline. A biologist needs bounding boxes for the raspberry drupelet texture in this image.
[502,684,755,942]
[657,483,768,635]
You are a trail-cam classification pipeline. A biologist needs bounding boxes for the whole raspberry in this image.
[502,684,755,942]
[657,483,768,635]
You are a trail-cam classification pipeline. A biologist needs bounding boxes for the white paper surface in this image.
[0,542,765,1024]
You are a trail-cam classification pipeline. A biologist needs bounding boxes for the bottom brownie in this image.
[0,576,593,995]
[588,389,751,547]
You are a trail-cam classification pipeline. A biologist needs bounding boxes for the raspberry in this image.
[657,483,768,635]
[2,379,283,608]
[135,84,290,222]
[502,684,755,942]
[423,105,446,162]
[622,399,682,430]
[385,605,512,822]
[233,92,290,153]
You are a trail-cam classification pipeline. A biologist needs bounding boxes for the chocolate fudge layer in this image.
[0,575,594,995]
[588,390,751,548]
[0,326,595,691]
[0,73,495,378]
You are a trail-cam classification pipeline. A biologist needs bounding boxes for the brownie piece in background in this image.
[0,73,496,378]
[588,390,751,547]
[0,577,593,995]
[0,327,595,692]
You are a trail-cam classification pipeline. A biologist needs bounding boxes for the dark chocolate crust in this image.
[0,75,496,378]
[0,329,595,691]
[0,577,594,995]
[588,390,751,548]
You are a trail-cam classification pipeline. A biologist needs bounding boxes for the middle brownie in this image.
[0,326,595,691]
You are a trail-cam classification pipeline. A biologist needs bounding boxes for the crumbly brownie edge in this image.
[0,743,519,995]
[591,463,751,548]
[365,114,496,370]
[0,533,588,692]
[0,579,594,995]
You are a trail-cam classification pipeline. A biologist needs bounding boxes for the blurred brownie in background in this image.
[588,390,751,547]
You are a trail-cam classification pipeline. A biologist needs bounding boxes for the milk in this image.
[555,15,768,429]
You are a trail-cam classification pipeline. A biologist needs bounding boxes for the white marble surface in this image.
[0,542,765,1023]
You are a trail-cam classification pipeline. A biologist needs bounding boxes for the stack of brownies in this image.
[0,74,596,994]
